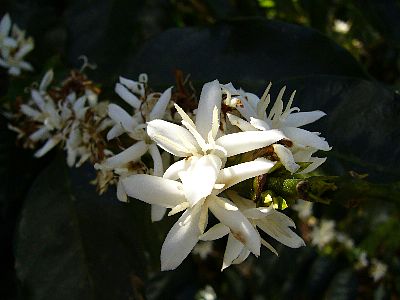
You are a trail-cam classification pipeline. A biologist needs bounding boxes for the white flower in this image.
[122,158,277,270]
[223,83,330,174]
[355,251,368,269]
[310,219,336,249]
[102,75,172,219]
[147,80,286,206]
[333,20,351,34]
[201,191,304,270]
[0,14,34,76]
[0,14,17,50]
[292,199,313,220]
[192,241,213,259]
[370,259,387,282]
[195,285,217,300]
[336,232,354,249]
[19,70,65,157]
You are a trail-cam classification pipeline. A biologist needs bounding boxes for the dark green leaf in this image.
[128,18,367,89]
[14,156,166,300]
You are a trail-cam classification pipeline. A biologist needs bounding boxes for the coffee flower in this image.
[122,158,277,270]
[100,75,172,220]
[224,83,330,173]
[147,80,286,206]
[0,13,34,76]
[201,191,304,270]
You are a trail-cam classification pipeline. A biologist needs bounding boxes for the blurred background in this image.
[1,0,400,299]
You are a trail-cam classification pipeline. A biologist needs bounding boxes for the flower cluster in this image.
[104,77,331,271]
[0,13,34,76]
[9,69,110,167]
[8,68,332,271]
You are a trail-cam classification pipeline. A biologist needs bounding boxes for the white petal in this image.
[115,83,141,108]
[147,120,198,157]
[225,190,255,211]
[8,66,20,76]
[103,141,148,168]
[2,37,17,48]
[122,174,186,208]
[250,117,271,131]
[106,124,125,140]
[245,92,261,111]
[163,158,193,180]
[256,211,305,248]
[15,42,34,59]
[222,234,245,270]
[31,90,46,111]
[39,70,54,91]
[283,127,330,151]
[232,248,251,265]
[73,96,87,118]
[261,238,278,256]
[161,208,201,270]
[20,104,40,118]
[243,207,274,219]
[149,87,172,121]
[268,86,286,120]
[217,158,275,191]
[272,144,300,173]
[208,196,260,256]
[151,204,167,222]
[119,76,145,97]
[148,144,163,176]
[19,61,33,71]
[179,154,222,206]
[34,137,61,157]
[116,179,128,202]
[284,111,326,127]
[227,113,257,132]
[195,80,221,139]
[298,157,326,174]
[0,13,11,36]
[108,104,137,132]
[29,127,49,141]
[236,97,257,121]
[200,223,230,241]
[216,129,285,157]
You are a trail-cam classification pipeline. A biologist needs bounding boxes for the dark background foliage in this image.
[1,0,400,299]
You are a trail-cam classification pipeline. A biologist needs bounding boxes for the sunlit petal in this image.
[222,234,245,270]
[161,208,201,270]
[122,174,186,208]
[217,158,275,191]
[147,120,199,157]
[149,87,172,121]
[208,196,260,256]
[216,129,285,157]
[179,154,222,206]
[195,80,221,139]
[103,141,149,168]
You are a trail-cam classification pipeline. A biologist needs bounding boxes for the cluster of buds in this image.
[9,69,110,167]
[94,75,331,271]
[0,14,34,76]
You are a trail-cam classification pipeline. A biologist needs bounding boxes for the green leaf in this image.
[128,18,367,90]
[14,155,166,299]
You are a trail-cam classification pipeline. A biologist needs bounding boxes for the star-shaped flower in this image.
[223,83,330,173]
[201,190,304,270]
[122,158,276,270]
[147,80,286,207]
